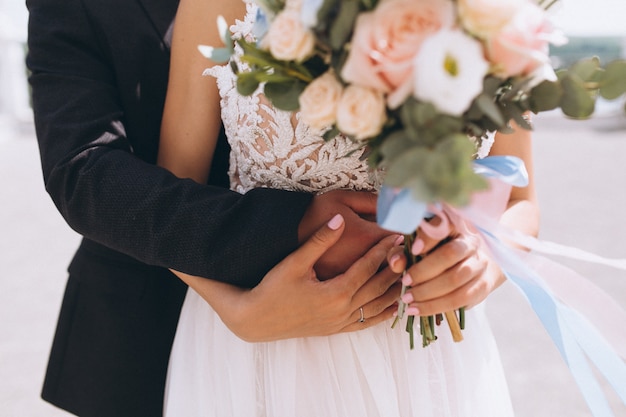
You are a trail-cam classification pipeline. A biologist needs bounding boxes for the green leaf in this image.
[569,56,602,82]
[264,79,307,111]
[379,131,416,163]
[529,80,563,113]
[599,60,626,100]
[560,75,595,119]
[236,72,261,96]
[322,126,341,141]
[475,94,506,127]
[505,104,533,131]
[383,135,486,206]
[329,0,360,51]
[197,45,232,64]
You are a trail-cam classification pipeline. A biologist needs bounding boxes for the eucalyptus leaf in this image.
[329,0,360,51]
[599,60,626,100]
[264,79,308,111]
[560,75,595,119]
[384,135,485,206]
[237,72,261,96]
[529,80,563,113]
[569,56,601,82]
[379,131,416,163]
[475,94,505,127]
[198,45,232,64]
[322,126,341,141]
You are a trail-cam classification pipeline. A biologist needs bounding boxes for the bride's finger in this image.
[340,303,398,333]
[288,214,345,270]
[350,265,400,313]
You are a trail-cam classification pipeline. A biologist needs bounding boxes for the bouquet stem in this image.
[393,232,466,348]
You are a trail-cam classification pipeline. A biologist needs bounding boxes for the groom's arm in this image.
[26,0,312,287]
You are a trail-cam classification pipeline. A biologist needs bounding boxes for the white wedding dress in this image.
[164,2,513,416]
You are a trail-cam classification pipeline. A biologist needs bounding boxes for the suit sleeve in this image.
[25,0,313,288]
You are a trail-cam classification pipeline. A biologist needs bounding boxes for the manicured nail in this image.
[394,235,405,246]
[406,307,420,316]
[401,292,414,304]
[402,273,413,286]
[327,214,344,230]
[411,238,424,255]
[390,253,401,267]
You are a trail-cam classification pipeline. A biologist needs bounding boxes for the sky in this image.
[546,0,626,36]
[1,0,626,38]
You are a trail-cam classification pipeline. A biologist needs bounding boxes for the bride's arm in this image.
[158,0,245,182]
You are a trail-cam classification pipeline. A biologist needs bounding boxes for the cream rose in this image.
[457,0,525,39]
[265,9,315,62]
[341,0,454,106]
[298,71,343,129]
[486,2,557,78]
[336,85,387,140]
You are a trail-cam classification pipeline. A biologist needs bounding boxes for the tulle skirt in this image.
[164,289,514,417]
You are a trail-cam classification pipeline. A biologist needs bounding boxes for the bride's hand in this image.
[298,190,392,280]
[386,220,505,316]
[177,214,402,342]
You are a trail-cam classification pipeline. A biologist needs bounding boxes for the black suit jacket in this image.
[26,0,313,415]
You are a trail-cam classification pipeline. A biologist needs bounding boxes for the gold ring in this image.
[359,307,365,323]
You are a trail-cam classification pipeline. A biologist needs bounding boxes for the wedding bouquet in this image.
[203,0,626,348]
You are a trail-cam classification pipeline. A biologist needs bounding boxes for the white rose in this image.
[413,30,489,116]
[299,71,343,129]
[457,0,525,39]
[266,9,315,62]
[336,85,387,140]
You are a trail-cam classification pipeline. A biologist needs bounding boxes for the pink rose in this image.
[341,0,454,103]
[486,3,556,78]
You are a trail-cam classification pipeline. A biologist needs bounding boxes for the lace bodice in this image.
[207,0,492,195]
[207,1,383,194]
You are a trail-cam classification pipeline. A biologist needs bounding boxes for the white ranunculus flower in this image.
[336,85,387,140]
[412,29,489,116]
[266,9,315,62]
[299,71,343,129]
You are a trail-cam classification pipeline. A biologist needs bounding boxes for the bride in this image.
[158,0,539,415]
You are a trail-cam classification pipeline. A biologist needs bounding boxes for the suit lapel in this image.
[134,0,180,49]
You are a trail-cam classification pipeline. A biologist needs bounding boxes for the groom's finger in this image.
[339,234,399,295]
[288,214,345,268]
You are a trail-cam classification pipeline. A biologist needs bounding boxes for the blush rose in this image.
[341,0,454,107]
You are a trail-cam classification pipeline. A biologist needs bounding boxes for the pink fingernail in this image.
[411,239,424,255]
[401,292,414,304]
[406,307,420,316]
[394,235,405,246]
[327,214,344,230]
[402,273,412,286]
[390,254,401,267]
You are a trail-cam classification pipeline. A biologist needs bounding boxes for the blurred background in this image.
[1,0,625,416]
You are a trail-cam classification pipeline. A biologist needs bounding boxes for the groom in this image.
[26,0,396,416]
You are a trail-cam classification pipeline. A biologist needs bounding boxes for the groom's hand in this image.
[298,190,391,280]
[184,214,402,342]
